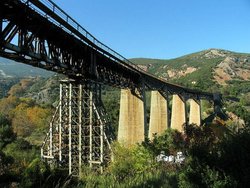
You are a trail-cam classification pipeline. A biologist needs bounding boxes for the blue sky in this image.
[53,0,250,59]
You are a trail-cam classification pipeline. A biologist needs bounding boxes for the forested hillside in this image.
[0,58,53,99]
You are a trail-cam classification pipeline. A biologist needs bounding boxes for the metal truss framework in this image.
[0,0,141,90]
[41,80,112,176]
[0,0,216,101]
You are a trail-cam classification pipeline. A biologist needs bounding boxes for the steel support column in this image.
[41,80,112,176]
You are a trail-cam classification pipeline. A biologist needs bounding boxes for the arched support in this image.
[118,89,145,146]
[189,99,201,126]
[148,91,169,140]
[170,94,187,132]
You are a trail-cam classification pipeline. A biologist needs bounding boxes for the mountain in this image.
[130,49,250,91]
[0,57,53,78]
[1,48,250,98]
[131,49,250,126]
[0,57,54,98]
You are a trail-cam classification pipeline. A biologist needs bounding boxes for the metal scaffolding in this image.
[41,80,112,176]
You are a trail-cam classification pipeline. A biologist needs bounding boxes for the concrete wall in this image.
[118,89,145,146]
[148,91,169,140]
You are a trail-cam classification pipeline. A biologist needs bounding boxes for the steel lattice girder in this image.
[0,0,141,89]
[41,80,112,176]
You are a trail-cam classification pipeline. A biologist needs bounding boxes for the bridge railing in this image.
[17,0,214,99]
[21,0,143,73]
[20,0,187,84]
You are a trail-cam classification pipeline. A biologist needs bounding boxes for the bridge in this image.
[0,0,222,176]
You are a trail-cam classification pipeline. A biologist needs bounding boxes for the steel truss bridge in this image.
[0,0,221,176]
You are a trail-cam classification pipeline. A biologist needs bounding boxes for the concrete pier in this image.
[148,91,169,140]
[170,94,186,132]
[118,89,145,146]
[189,99,201,126]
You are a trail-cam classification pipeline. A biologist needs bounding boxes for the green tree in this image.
[143,129,185,156]
[216,130,250,187]
[0,151,15,184]
[0,123,16,149]
[176,124,236,187]
[21,158,50,188]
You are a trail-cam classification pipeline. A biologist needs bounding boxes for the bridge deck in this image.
[0,0,214,100]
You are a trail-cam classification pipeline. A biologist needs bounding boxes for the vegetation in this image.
[1,104,250,188]
[0,49,250,187]
[77,124,250,187]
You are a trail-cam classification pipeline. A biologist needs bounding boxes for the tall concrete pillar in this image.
[118,89,145,146]
[170,94,186,132]
[189,99,201,126]
[148,91,169,140]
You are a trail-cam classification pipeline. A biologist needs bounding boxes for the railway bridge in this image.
[0,0,222,176]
